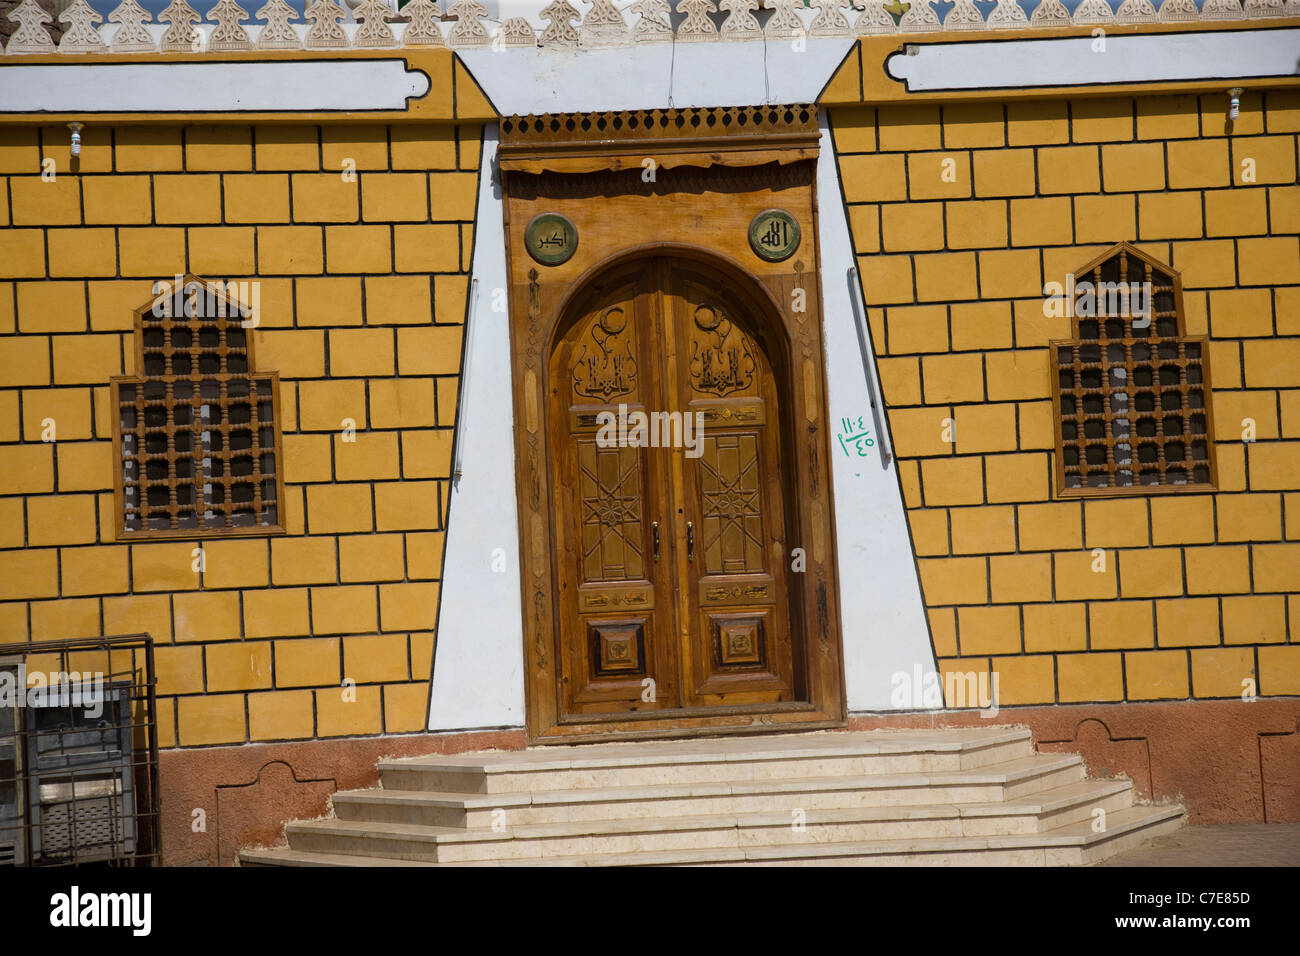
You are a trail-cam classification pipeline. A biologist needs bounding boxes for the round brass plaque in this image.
[525,213,578,266]
[748,208,801,262]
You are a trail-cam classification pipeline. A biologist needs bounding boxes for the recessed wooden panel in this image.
[590,620,647,678]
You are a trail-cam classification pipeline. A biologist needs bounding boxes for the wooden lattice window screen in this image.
[111,276,285,538]
[1050,243,1217,496]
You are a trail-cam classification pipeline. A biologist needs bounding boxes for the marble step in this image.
[291,777,1134,863]
[241,804,1183,868]
[378,728,1035,796]
[338,752,1086,830]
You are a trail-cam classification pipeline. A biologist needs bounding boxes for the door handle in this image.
[652,521,659,561]
[686,521,694,560]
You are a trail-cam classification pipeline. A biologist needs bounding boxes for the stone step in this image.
[299,771,1116,864]
[338,752,1085,830]
[378,727,1035,795]
[243,803,1183,868]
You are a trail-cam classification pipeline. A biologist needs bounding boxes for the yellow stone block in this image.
[187,226,256,276]
[1237,236,1300,286]
[1203,187,1268,238]
[46,227,115,278]
[881,202,944,252]
[152,644,204,695]
[1117,547,1183,598]
[205,641,272,692]
[436,377,458,427]
[949,505,1015,555]
[316,684,382,737]
[248,689,316,741]
[114,126,183,172]
[1271,186,1300,237]
[1054,549,1118,601]
[840,154,908,203]
[401,430,454,480]
[322,124,389,171]
[1016,400,1055,451]
[374,480,442,531]
[391,123,457,170]
[1009,196,1072,247]
[907,508,948,558]
[1135,94,1199,141]
[310,585,379,635]
[253,329,325,380]
[925,608,956,658]
[429,171,479,221]
[254,126,320,171]
[16,282,86,334]
[1035,145,1100,195]
[1154,597,1220,647]
[291,172,359,223]
[9,176,80,226]
[1101,142,1164,192]
[0,229,46,278]
[1216,493,1282,542]
[983,452,1049,503]
[338,533,405,583]
[275,636,341,687]
[29,597,100,643]
[25,494,96,546]
[915,252,978,304]
[938,657,993,709]
[21,386,91,440]
[153,173,222,224]
[1208,289,1276,341]
[1190,647,1254,699]
[1167,139,1230,189]
[198,539,270,590]
[0,128,39,173]
[51,333,121,385]
[117,227,186,278]
[102,593,171,641]
[1017,501,1082,551]
[875,356,922,406]
[256,225,324,274]
[857,253,914,306]
[877,104,942,151]
[885,304,947,355]
[956,605,1020,656]
[921,353,983,403]
[916,556,988,606]
[306,483,374,533]
[1089,600,1155,649]
[242,587,310,639]
[225,173,291,223]
[384,682,430,733]
[1218,444,1247,493]
[953,402,1017,454]
[173,591,241,643]
[941,102,1005,149]
[1251,542,1300,593]
[1138,192,1203,241]
[1125,649,1189,700]
[365,276,436,328]
[1231,136,1297,186]
[847,205,879,254]
[343,633,410,683]
[281,434,331,484]
[295,276,363,327]
[0,497,21,548]
[831,108,876,154]
[334,431,400,482]
[1221,594,1285,645]
[906,152,970,201]
[0,443,53,494]
[405,531,445,580]
[989,654,1054,706]
[1171,239,1236,288]
[361,173,428,222]
[297,379,367,431]
[1084,498,1149,549]
[1057,652,1124,703]
[1258,645,1300,696]
[1242,342,1300,390]
[977,249,1042,301]
[324,224,391,274]
[370,377,438,428]
[919,457,983,507]
[899,460,921,507]
[328,328,396,378]
[130,541,200,592]
[1185,544,1250,595]
[1282,392,1300,438]
[990,554,1053,605]
[973,148,1038,201]
[1007,100,1069,146]
[1073,194,1136,244]
[393,224,460,273]
[1149,495,1215,545]
[177,694,247,746]
[1247,442,1300,490]
[944,200,1007,250]
[271,537,337,586]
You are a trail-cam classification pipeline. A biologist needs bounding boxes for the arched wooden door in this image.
[549,256,801,722]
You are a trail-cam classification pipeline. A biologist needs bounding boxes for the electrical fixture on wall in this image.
[1227,88,1243,122]
[67,122,83,161]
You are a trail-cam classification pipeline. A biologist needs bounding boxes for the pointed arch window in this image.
[111,276,285,538]
[1050,243,1217,495]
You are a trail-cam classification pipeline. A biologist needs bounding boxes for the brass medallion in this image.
[525,213,578,265]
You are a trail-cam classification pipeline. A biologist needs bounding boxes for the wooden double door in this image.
[549,257,804,721]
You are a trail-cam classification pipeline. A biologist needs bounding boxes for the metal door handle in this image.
[652,521,659,561]
[686,521,694,560]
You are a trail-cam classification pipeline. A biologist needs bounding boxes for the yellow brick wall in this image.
[834,90,1300,707]
[0,121,482,746]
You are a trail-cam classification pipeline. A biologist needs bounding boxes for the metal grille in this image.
[1052,244,1215,494]
[114,277,283,537]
